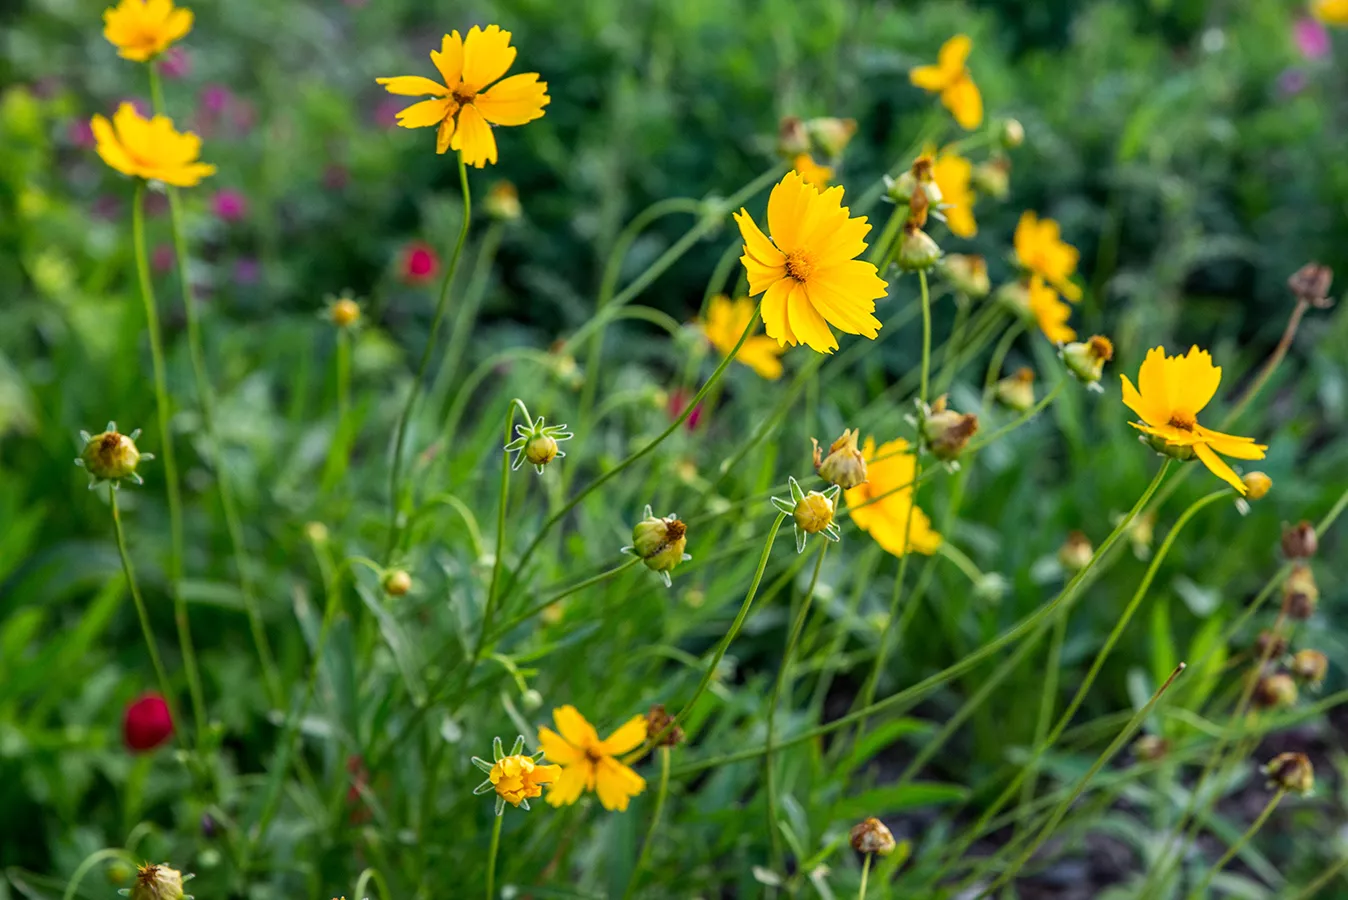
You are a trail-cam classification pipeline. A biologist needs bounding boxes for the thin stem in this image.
[866,203,908,265]
[485,812,503,900]
[1183,788,1286,900]
[967,381,1063,453]
[918,268,932,406]
[110,486,179,731]
[385,155,472,559]
[486,556,643,641]
[858,854,872,900]
[1288,853,1348,900]
[623,746,672,900]
[765,542,829,871]
[131,180,202,738]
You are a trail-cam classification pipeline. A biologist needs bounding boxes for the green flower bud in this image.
[625,506,690,587]
[76,422,154,488]
[921,397,979,461]
[383,570,412,597]
[940,253,991,299]
[895,225,941,272]
[812,428,867,489]
[995,367,1036,413]
[1061,335,1114,388]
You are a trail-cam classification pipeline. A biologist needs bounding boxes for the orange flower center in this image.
[785,250,814,282]
[452,89,476,107]
[585,746,603,763]
[1168,412,1196,431]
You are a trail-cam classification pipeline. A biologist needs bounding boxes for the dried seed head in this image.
[1287,263,1334,308]
[1254,629,1288,661]
[777,115,811,157]
[995,367,1036,413]
[1263,751,1314,795]
[813,428,868,489]
[1241,472,1272,501]
[849,817,897,856]
[922,396,979,461]
[1290,649,1328,687]
[645,703,685,748]
[805,117,858,158]
[129,863,186,900]
[1058,530,1093,573]
[1281,521,1318,559]
[383,569,412,597]
[1254,672,1298,710]
[1281,563,1318,620]
[1133,734,1169,762]
[941,253,991,298]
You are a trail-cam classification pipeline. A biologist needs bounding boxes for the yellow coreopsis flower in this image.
[1028,276,1076,343]
[1313,0,1348,24]
[733,171,887,354]
[1014,211,1082,301]
[489,754,560,807]
[910,35,983,130]
[792,154,833,188]
[932,150,976,238]
[377,25,550,167]
[538,705,647,811]
[845,438,942,557]
[1121,346,1268,494]
[699,295,787,380]
[103,0,193,63]
[91,103,216,186]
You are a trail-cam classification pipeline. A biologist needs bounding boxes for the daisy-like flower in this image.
[845,438,942,557]
[1121,345,1268,494]
[771,476,842,554]
[1014,211,1082,301]
[538,705,647,811]
[471,735,561,815]
[376,25,550,167]
[1028,276,1076,343]
[91,104,215,187]
[102,0,193,63]
[792,153,833,188]
[1313,0,1348,25]
[733,171,887,354]
[909,35,983,130]
[931,150,977,238]
[699,295,786,380]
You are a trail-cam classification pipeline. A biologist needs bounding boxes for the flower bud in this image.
[896,225,941,271]
[941,254,990,298]
[922,396,979,461]
[995,280,1032,321]
[995,118,1025,149]
[794,491,836,535]
[995,367,1036,413]
[805,117,858,158]
[971,158,1010,199]
[645,703,685,747]
[1263,751,1314,795]
[124,693,174,752]
[383,569,412,597]
[777,115,811,157]
[485,181,522,221]
[1287,262,1333,308]
[525,433,559,469]
[1281,521,1318,559]
[1254,629,1287,660]
[1290,649,1328,687]
[1058,530,1093,573]
[1254,672,1298,709]
[771,477,843,553]
[1133,734,1169,762]
[1143,431,1196,461]
[1241,472,1272,501]
[130,863,186,900]
[1281,563,1318,620]
[884,170,917,205]
[304,521,329,544]
[504,414,573,475]
[77,423,153,486]
[1061,335,1114,387]
[628,506,690,586]
[849,817,897,856]
[330,296,360,329]
[813,428,868,489]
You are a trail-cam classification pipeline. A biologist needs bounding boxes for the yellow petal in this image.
[395,97,453,129]
[737,336,786,380]
[766,170,817,252]
[734,208,785,269]
[807,208,871,267]
[377,75,449,97]
[1172,345,1222,417]
[598,715,648,756]
[537,725,582,766]
[804,263,884,338]
[436,116,455,154]
[551,705,599,749]
[157,162,216,187]
[545,763,589,807]
[164,7,193,42]
[1120,374,1165,428]
[938,34,973,73]
[943,76,983,130]
[760,277,797,347]
[532,763,562,785]
[450,103,498,167]
[1195,426,1267,460]
[1193,442,1247,494]
[909,63,949,92]
[475,72,550,126]
[91,114,137,177]
[460,24,517,92]
[594,757,646,811]
[431,32,465,88]
[1136,346,1175,422]
[786,280,838,354]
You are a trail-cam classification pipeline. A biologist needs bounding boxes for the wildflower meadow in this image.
[6,0,1348,897]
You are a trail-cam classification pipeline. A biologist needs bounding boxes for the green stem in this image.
[765,542,829,871]
[1287,853,1348,900]
[918,268,932,406]
[1182,788,1286,900]
[967,381,1063,453]
[866,203,908,265]
[623,746,672,900]
[981,322,1024,411]
[486,556,642,641]
[109,486,180,734]
[485,812,503,900]
[858,854,872,900]
[385,155,472,559]
[130,180,202,737]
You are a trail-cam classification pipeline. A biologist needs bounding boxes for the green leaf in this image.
[837,718,934,777]
[830,782,968,822]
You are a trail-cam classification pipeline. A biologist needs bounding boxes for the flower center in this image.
[452,89,476,108]
[1168,412,1196,431]
[585,746,603,763]
[785,250,815,282]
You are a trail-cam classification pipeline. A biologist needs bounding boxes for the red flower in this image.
[668,388,704,431]
[399,241,440,284]
[123,693,173,752]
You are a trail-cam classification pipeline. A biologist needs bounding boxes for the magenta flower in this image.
[1295,17,1331,60]
[152,244,174,273]
[67,119,95,148]
[668,388,704,431]
[212,189,247,222]
[201,84,232,116]
[160,47,192,79]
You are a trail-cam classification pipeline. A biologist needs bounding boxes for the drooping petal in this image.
[1172,345,1222,416]
[377,75,449,97]
[1193,442,1248,494]
[734,208,786,270]
[786,281,838,354]
[475,72,550,125]
[395,97,454,129]
[156,161,216,187]
[431,32,465,88]
[1195,426,1268,460]
[598,715,648,756]
[436,116,455,154]
[551,705,600,750]
[536,726,582,766]
[760,277,797,347]
[460,24,517,92]
[594,757,646,811]
[450,103,498,167]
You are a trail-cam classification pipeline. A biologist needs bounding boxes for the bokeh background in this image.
[4,0,1348,897]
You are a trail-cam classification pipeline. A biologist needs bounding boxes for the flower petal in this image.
[909,63,949,92]
[766,170,818,252]
[1193,442,1248,494]
[761,277,797,347]
[537,725,582,766]
[544,763,589,807]
[738,336,786,380]
[431,32,465,88]
[450,103,498,167]
[734,208,785,269]
[395,97,453,129]
[91,114,137,177]
[1136,346,1175,423]
[598,715,648,756]
[551,705,600,749]
[804,263,884,339]
[475,72,549,126]
[594,757,646,811]
[938,34,973,73]
[943,76,983,130]
[786,280,838,354]
[377,75,449,97]
[1173,345,1222,417]
[461,24,517,92]
[436,116,455,154]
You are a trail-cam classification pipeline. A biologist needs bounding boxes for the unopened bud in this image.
[922,396,978,461]
[521,688,543,710]
[525,434,559,469]
[996,118,1025,149]
[848,817,897,856]
[383,569,412,597]
[995,367,1036,413]
[1242,472,1272,501]
[813,428,868,489]
[771,477,843,553]
[485,181,522,221]
[794,491,836,535]
[627,506,690,587]
[1058,530,1093,572]
[884,171,917,205]
[645,703,685,747]
[1133,734,1169,762]
[941,253,990,298]
[1263,751,1314,795]
[1287,263,1334,308]
[805,117,857,158]
[777,116,811,157]
[1254,672,1298,709]
[77,423,153,486]
[1254,628,1287,661]
[994,280,1031,319]
[330,296,360,328]
[1282,563,1318,620]
[1061,336,1114,386]
[896,225,942,271]
[971,158,1010,199]
[505,414,573,475]
[1290,649,1328,687]
[1281,521,1318,559]
[304,521,329,544]
[130,863,186,900]
[1143,431,1196,462]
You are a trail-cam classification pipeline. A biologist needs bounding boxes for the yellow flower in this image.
[845,438,942,557]
[932,150,976,238]
[489,754,561,807]
[377,25,550,167]
[1014,211,1081,301]
[91,103,215,186]
[538,705,647,811]
[102,0,193,63]
[910,35,983,130]
[699,295,786,380]
[792,153,833,188]
[1028,276,1076,343]
[1313,0,1348,24]
[733,171,887,354]
[1121,346,1268,494]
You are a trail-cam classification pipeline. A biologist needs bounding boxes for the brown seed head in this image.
[849,817,897,856]
[1263,751,1314,795]
[1288,263,1334,308]
[1281,521,1318,559]
[645,703,685,748]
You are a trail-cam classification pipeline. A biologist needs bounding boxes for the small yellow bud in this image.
[1263,751,1314,795]
[330,297,360,329]
[1281,563,1318,620]
[804,117,858,158]
[383,570,412,597]
[940,253,991,298]
[1290,649,1328,687]
[1281,521,1318,559]
[995,367,1036,413]
[504,413,573,475]
[1241,472,1272,501]
[627,506,690,587]
[848,817,897,856]
[76,422,154,487]
[793,492,836,535]
[130,863,186,900]
[1061,335,1114,387]
[1058,530,1093,573]
[1254,672,1298,710]
[971,158,1010,199]
[812,428,868,489]
[922,396,979,461]
[771,477,842,553]
[304,521,329,544]
[485,181,522,220]
[996,118,1025,149]
[524,434,559,469]
[895,224,941,272]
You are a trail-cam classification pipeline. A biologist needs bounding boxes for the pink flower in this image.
[399,241,440,284]
[201,84,232,115]
[234,258,260,285]
[212,189,247,222]
[152,244,174,273]
[1295,17,1332,60]
[67,119,95,148]
[668,388,704,431]
[1278,67,1310,95]
[123,693,173,752]
[374,97,402,129]
[160,47,192,79]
